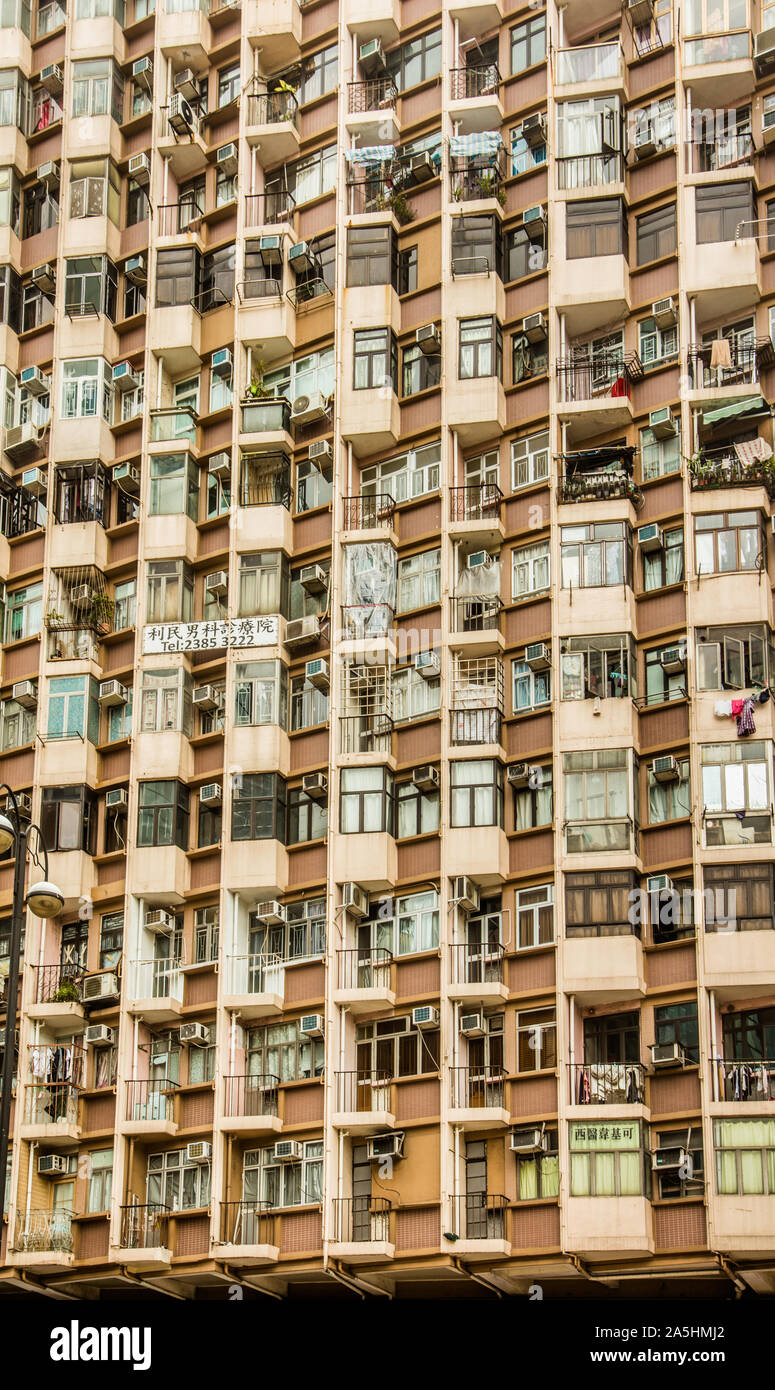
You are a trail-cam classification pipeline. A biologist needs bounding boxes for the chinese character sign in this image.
[142,617,279,654]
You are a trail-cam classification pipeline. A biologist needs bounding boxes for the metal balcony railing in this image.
[343,492,395,529]
[245,89,298,129]
[686,338,773,390]
[125,1077,179,1124]
[128,959,182,1002]
[334,1069,392,1113]
[336,948,393,992]
[450,596,502,634]
[13,1208,74,1254]
[239,458,292,509]
[556,152,626,189]
[339,711,394,753]
[237,276,282,301]
[244,190,296,227]
[158,199,204,236]
[450,149,506,203]
[556,353,643,403]
[119,1202,170,1250]
[225,953,284,995]
[224,1074,280,1118]
[450,707,503,745]
[570,1062,645,1105]
[453,1192,507,1241]
[220,1200,276,1247]
[450,942,505,988]
[24,1082,81,1126]
[450,64,501,100]
[559,467,643,506]
[191,286,232,315]
[449,482,503,522]
[689,447,775,498]
[450,1065,505,1110]
[286,277,333,310]
[331,1196,392,1243]
[716,1059,775,1102]
[696,132,754,172]
[31,963,82,1005]
[347,78,398,113]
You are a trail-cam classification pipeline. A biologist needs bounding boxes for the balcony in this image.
[339,711,394,755]
[445,1194,510,1259]
[694,131,754,174]
[222,1074,281,1135]
[449,65,502,132]
[334,948,395,1014]
[217,1200,279,1266]
[564,929,645,1001]
[245,0,302,66]
[346,79,399,144]
[239,453,292,512]
[556,354,643,441]
[450,146,506,209]
[704,928,775,997]
[449,1066,509,1129]
[9,1209,74,1272]
[27,964,84,1032]
[558,447,642,508]
[715,1058,775,1103]
[126,959,183,1021]
[332,1070,394,1132]
[557,152,626,192]
[157,199,204,239]
[329,1197,393,1263]
[555,40,626,95]
[115,1203,171,1270]
[449,942,508,1007]
[342,493,396,536]
[236,280,295,359]
[449,483,503,546]
[223,954,284,1020]
[245,88,300,164]
[244,191,296,231]
[157,107,208,182]
[22,1082,81,1144]
[569,1062,645,1107]
[686,339,773,397]
[123,1078,178,1137]
[240,396,292,442]
[689,444,775,500]
[149,406,198,449]
[682,30,754,102]
[450,706,502,747]
[450,597,504,659]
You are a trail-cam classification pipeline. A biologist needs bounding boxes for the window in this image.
[239,451,291,510]
[251,897,325,962]
[695,510,763,575]
[136,781,189,850]
[397,549,440,613]
[361,440,441,503]
[704,863,775,933]
[0,69,30,132]
[69,157,120,223]
[511,431,550,490]
[340,767,394,834]
[262,347,335,404]
[287,786,328,844]
[451,215,502,277]
[696,181,754,243]
[243,1141,323,1210]
[655,1003,699,1062]
[359,891,440,957]
[146,560,194,624]
[640,423,681,481]
[346,225,397,288]
[556,96,624,187]
[505,225,546,282]
[47,676,99,743]
[353,328,397,391]
[638,316,678,368]
[654,1129,704,1199]
[570,1121,643,1195]
[266,143,336,206]
[396,777,440,838]
[216,166,236,208]
[296,43,338,104]
[147,1148,210,1212]
[696,625,773,692]
[632,95,675,154]
[155,247,199,308]
[701,740,771,844]
[1,0,31,33]
[648,757,691,824]
[238,551,289,617]
[0,696,35,750]
[232,773,286,842]
[402,341,441,396]
[87,1149,113,1213]
[516,883,554,950]
[40,786,97,853]
[398,246,417,295]
[511,14,546,72]
[636,203,677,264]
[715,1119,775,1195]
[563,750,633,854]
[510,127,547,180]
[54,460,109,525]
[392,665,441,723]
[561,521,632,590]
[71,59,123,123]
[99,912,123,969]
[148,452,198,521]
[459,316,502,379]
[0,167,20,234]
[567,198,627,259]
[517,1007,556,1072]
[201,243,235,311]
[61,358,112,421]
[642,525,684,591]
[235,661,287,728]
[290,673,328,731]
[644,641,688,706]
[140,668,193,736]
[512,658,551,714]
[513,766,552,830]
[0,265,20,331]
[217,61,240,107]
[512,539,549,601]
[4,581,42,642]
[516,1129,559,1200]
[450,759,504,828]
[357,1013,440,1077]
[247,1019,324,1084]
[113,579,136,633]
[385,28,442,91]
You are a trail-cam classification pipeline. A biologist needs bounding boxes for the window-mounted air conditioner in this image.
[82,972,119,1003]
[20,365,50,397]
[415,650,440,679]
[523,311,547,344]
[652,296,677,328]
[649,406,677,439]
[12,680,37,709]
[300,1014,324,1038]
[69,583,94,609]
[755,27,775,75]
[651,1146,688,1171]
[258,235,282,268]
[659,644,685,674]
[133,56,154,93]
[145,908,175,937]
[186,1141,212,1164]
[303,772,328,799]
[359,37,386,76]
[525,641,550,671]
[38,1154,67,1177]
[211,348,233,380]
[637,522,663,553]
[652,754,679,783]
[128,153,151,186]
[467,550,489,570]
[409,151,435,183]
[113,361,140,392]
[114,462,140,496]
[634,122,657,159]
[309,439,332,464]
[650,1040,686,1068]
[274,1139,303,1162]
[366,1133,404,1161]
[510,1126,547,1154]
[647,873,674,896]
[216,142,238,175]
[193,685,222,711]
[37,160,60,190]
[255,900,286,925]
[300,563,327,595]
[507,762,532,786]
[41,64,64,95]
[199,783,222,807]
[452,876,479,912]
[460,1010,485,1037]
[5,791,31,816]
[522,205,546,241]
[342,882,369,918]
[168,92,197,136]
[305,657,330,691]
[174,67,199,101]
[20,464,47,495]
[180,1022,209,1047]
[105,788,128,810]
[32,263,55,294]
[412,1005,439,1030]
[291,391,328,426]
[285,615,321,647]
[208,452,231,483]
[84,1024,114,1046]
[415,324,441,354]
[204,570,228,597]
[288,241,314,274]
[124,256,147,291]
[521,111,546,146]
[413,765,439,792]
[628,0,654,22]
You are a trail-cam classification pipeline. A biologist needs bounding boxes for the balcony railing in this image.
[119,1202,170,1250]
[158,199,203,236]
[125,1077,178,1123]
[347,78,398,113]
[237,276,282,301]
[559,466,643,506]
[450,64,501,100]
[686,338,773,390]
[224,1074,280,1118]
[696,132,754,172]
[450,1065,505,1110]
[453,1193,507,1241]
[225,953,284,995]
[450,942,505,988]
[31,963,82,1006]
[240,397,291,434]
[336,947,393,992]
[13,1208,74,1254]
[570,1062,645,1105]
[450,596,502,635]
[244,190,296,227]
[556,354,643,404]
[191,286,232,315]
[449,482,503,522]
[716,1059,775,1102]
[683,30,750,65]
[450,149,506,203]
[339,711,393,753]
[128,959,182,1001]
[556,152,626,189]
[149,406,198,445]
[341,603,394,640]
[335,1069,392,1113]
[689,448,775,499]
[331,1196,391,1244]
[343,493,395,529]
[239,457,292,509]
[286,278,333,310]
[556,40,623,84]
[24,1082,81,1126]
[220,1200,276,1247]
[450,707,503,745]
[245,89,298,129]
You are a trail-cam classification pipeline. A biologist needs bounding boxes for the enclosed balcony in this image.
[115,1203,171,1270]
[693,129,754,174]
[449,940,508,1007]
[329,1197,394,1263]
[334,948,395,1013]
[244,85,300,164]
[555,40,626,95]
[123,1078,179,1138]
[682,29,754,102]
[9,1209,74,1272]
[450,656,504,748]
[346,78,400,144]
[446,1194,510,1259]
[332,1069,394,1131]
[450,596,504,659]
[217,1200,279,1266]
[556,353,643,440]
[222,1074,281,1135]
[240,395,292,442]
[449,1066,508,1128]
[149,406,198,449]
[558,446,642,507]
[223,953,284,1020]
[239,451,292,510]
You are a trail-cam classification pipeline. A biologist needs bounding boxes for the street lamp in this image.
[0,785,63,1222]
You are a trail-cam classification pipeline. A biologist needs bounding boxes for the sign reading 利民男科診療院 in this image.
[142,617,279,654]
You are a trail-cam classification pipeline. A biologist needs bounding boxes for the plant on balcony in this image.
[89,593,115,634]
[247,361,271,399]
[688,450,713,486]
[376,190,415,225]
[476,173,505,206]
[48,978,80,1004]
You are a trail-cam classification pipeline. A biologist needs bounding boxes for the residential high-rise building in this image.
[0,0,774,1302]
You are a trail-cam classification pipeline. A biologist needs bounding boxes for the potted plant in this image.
[48,977,80,1004]
[90,593,115,634]
[389,191,414,225]
[247,361,271,400]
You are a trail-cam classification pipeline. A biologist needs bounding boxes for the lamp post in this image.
[0,785,64,1224]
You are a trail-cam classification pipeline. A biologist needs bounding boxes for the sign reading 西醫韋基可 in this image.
[142,617,279,654]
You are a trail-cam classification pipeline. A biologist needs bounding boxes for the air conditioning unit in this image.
[660,645,685,674]
[193,685,222,712]
[12,680,37,709]
[415,324,441,354]
[128,153,151,186]
[413,765,439,792]
[523,311,547,344]
[133,56,154,92]
[32,263,55,294]
[216,142,238,175]
[523,206,546,241]
[521,112,547,146]
[125,253,147,285]
[168,92,197,136]
[366,1132,404,1161]
[145,908,175,937]
[69,584,94,609]
[99,680,128,708]
[288,241,314,274]
[651,1146,687,1171]
[204,570,228,597]
[41,63,64,95]
[652,754,679,783]
[274,1140,303,1162]
[37,160,60,190]
[342,882,369,918]
[258,235,283,268]
[174,67,199,101]
[412,1006,439,1030]
[755,27,775,74]
[525,641,550,671]
[415,650,441,679]
[207,451,231,482]
[303,772,328,800]
[452,876,479,912]
[510,1126,547,1154]
[186,1141,212,1164]
[38,1154,67,1177]
[105,789,128,811]
[764,104,775,145]
[211,347,233,380]
[637,522,663,553]
[84,1024,114,1046]
[113,361,140,392]
[82,972,119,1003]
[19,366,49,397]
[647,873,674,896]
[652,296,677,328]
[199,783,222,807]
[285,615,321,647]
[628,0,654,22]
[20,464,46,494]
[291,391,328,426]
[300,1014,324,1038]
[634,123,657,159]
[300,563,327,595]
[507,762,531,786]
[256,900,286,925]
[309,439,332,464]
[460,1010,485,1037]
[649,405,677,439]
[359,37,386,75]
[467,550,489,570]
[180,1022,209,1047]
[650,1041,686,1068]
[409,151,435,183]
[5,791,31,816]
[305,658,330,691]
[114,462,140,496]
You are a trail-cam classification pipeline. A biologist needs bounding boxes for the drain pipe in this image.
[452,1257,505,1298]
[120,1267,188,1300]
[19,1272,78,1300]
[328,1261,392,1299]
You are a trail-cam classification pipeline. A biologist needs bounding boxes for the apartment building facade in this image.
[0,0,774,1300]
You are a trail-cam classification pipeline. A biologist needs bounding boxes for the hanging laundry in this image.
[736,697,756,737]
[710,338,733,369]
[714,699,733,717]
[730,698,744,718]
